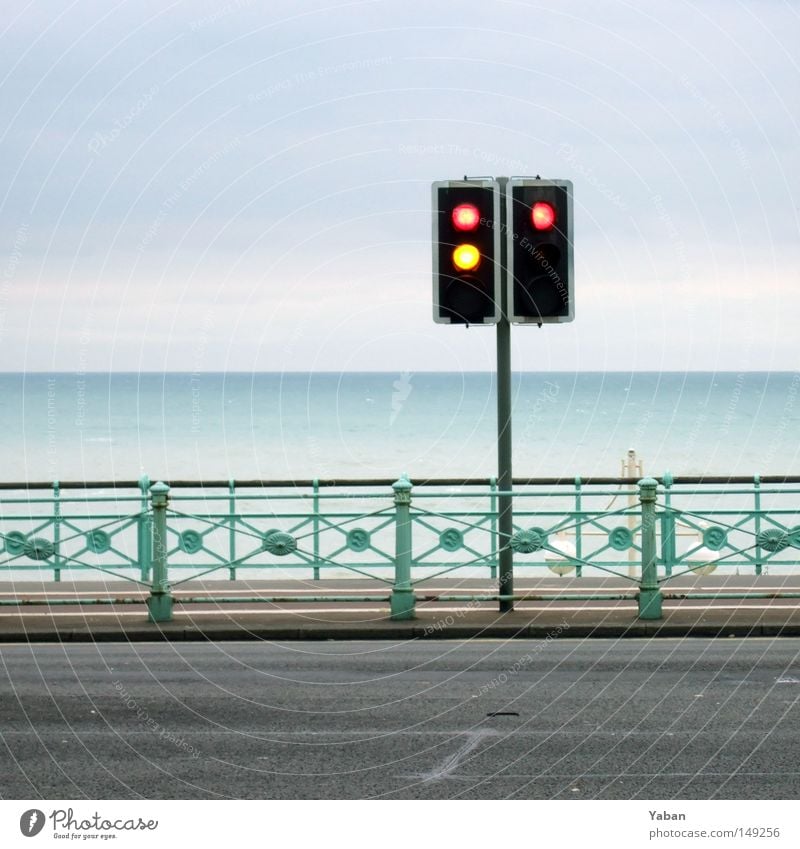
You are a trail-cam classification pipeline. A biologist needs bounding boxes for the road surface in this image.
[2,639,799,799]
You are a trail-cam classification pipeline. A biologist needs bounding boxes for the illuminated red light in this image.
[452,203,481,231]
[531,202,556,231]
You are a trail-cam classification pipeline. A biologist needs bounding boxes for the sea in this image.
[1,371,799,482]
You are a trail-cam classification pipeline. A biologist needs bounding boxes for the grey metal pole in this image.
[496,176,514,612]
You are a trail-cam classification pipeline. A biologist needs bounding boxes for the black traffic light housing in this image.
[432,179,501,325]
[507,178,574,324]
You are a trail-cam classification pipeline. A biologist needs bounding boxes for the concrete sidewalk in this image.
[2,576,800,641]
[3,605,800,642]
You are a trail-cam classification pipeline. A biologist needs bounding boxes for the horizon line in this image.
[0,369,797,376]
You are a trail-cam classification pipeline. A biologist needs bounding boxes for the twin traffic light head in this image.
[432,178,574,326]
[431,179,501,325]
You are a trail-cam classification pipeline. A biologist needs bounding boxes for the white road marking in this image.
[409,730,498,782]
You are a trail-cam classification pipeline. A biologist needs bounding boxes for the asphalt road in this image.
[2,639,800,799]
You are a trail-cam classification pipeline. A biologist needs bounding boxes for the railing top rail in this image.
[2,475,800,490]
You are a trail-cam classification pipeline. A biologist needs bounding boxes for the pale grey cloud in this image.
[1,0,797,371]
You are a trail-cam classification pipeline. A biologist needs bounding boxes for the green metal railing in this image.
[1,474,799,622]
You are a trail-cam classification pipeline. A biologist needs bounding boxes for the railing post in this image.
[390,475,415,620]
[489,477,497,579]
[753,474,762,576]
[625,451,641,579]
[574,476,582,578]
[638,477,662,620]
[147,481,173,623]
[312,478,321,581]
[53,481,61,582]
[228,479,237,581]
[137,475,152,581]
[660,471,675,577]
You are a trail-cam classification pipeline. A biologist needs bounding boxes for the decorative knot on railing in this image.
[24,537,55,561]
[510,527,547,554]
[262,531,297,556]
[757,528,791,552]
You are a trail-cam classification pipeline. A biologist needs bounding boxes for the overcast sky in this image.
[1,0,797,372]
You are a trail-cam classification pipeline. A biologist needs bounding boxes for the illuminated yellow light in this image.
[452,243,481,271]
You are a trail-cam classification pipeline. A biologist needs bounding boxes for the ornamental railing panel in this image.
[2,475,800,622]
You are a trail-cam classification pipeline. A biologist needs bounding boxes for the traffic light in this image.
[432,179,501,325]
[507,179,574,324]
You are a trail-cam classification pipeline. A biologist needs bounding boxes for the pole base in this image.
[637,587,663,620]
[147,592,173,623]
[390,587,416,620]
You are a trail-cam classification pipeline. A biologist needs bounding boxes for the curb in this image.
[3,621,800,642]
